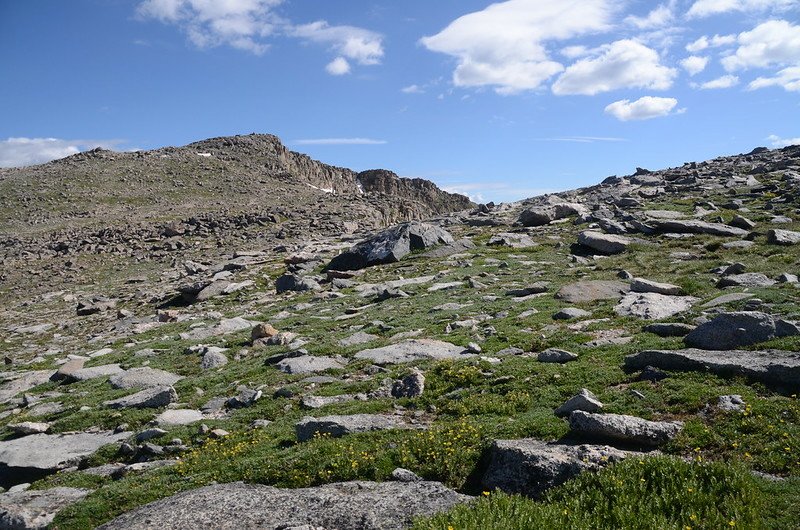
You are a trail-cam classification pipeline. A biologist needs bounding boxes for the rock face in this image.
[555,280,630,303]
[0,487,91,530]
[568,411,683,447]
[684,311,796,350]
[354,339,472,365]
[327,222,455,271]
[577,231,631,255]
[0,431,130,489]
[482,439,629,498]
[625,349,800,388]
[614,293,697,320]
[97,481,468,530]
[296,414,416,442]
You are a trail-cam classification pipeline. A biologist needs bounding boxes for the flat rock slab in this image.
[104,386,178,409]
[488,233,538,248]
[0,371,54,404]
[631,278,682,296]
[109,368,183,390]
[684,311,796,350]
[577,231,631,255]
[614,293,697,320]
[0,487,91,530]
[653,220,748,237]
[339,332,380,347]
[276,355,346,374]
[0,431,130,488]
[98,481,468,530]
[625,349,800,388]
[65,364,124,383]
[717,273,776,288]
[179,317,253,341]
[354,339,473,365]
[555,281,630,303]
[702,292,754,308]
[768,229,800,245]
[154,409,204,426]
[569,411,683,447]
[296,414,418,442]
[482,439,630,498]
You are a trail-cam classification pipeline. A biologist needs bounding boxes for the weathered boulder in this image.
[104,386,178,409]
[652,220,748,237]
[339,331,380,347]
[631,278,682,296]
[201,349,228,369]
[296,414,418,442]
[614,293,697,320]
[327,222,454,271]
[391,371,425,398]
[0,487,91,530]
[482,439,629,498]
[518,203,588,227]
[488,233,537,248]
[8,422,50,436]
[354,339,472,365]
[537,349,578,363]
[554,389,604,417]
[276,355,346,374]
[553,308,591,320]
[275,274,322,293]
[717,273,776,288]
[684,311,797,350]
[109,368,183,390]
[569,411,683,447]
[577,231,631,255]
[555,281,630,303]
[0,371,53,404]
[97,481,468,530]
[64,364,124,383]
[643,323,695,337]
[625,349,800,388]
[154,409,204,426]
[768,229,800,245]
[0,431,130,489]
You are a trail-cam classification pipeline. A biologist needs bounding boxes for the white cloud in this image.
[0,138,127,168]
[604,96,679,121]
[325,57,351,75]
[767,134,800,146]
[561,45,590,59]
[420,0,620,94]
[625,2,675,29]
[722,20,800,71]
[685,33,735,52]
[293,138,387,145]
[681,55,709,75]
[137,0,284,55]
[749,65,800,91]
[687,0,799,18]
[290,21,384,66]
[697,74,740,88]
[552,40,677,95]
[401,84,425,94]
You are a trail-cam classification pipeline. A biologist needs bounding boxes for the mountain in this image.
[0,143,799,529]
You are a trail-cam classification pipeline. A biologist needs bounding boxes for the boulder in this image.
[537,349,578,363]
[8,422,50,436]
[275,274,322,293]
[768,229,800,245]
[327,222,454,271]
[577,231,631,255]
[339,332,380,347]
[296,414,418,442]
[631,278,682,296]
[64,364,124,383]
[717,273,776,288]
[391,371,425,398]
[276,355,346,374]
[109,368,183,390]
[482,439,629,498]
[0,431,131,489]
[0,371,53,404]
[487,233,537,248]
[555,281,630,303]
[554,389,604,417]
[97,481,468,530]
[354,339,473,365]
[104,386,178,409]
[652,220,748,237]
[643,323,695,337]
[201,349,228,369]
[518,203,588,227]
[0,487,91,529]
[568,411,683,447]
[553,308,591,320]
[684,311,797,350]
[154,409,204,426]
[625,349,800,388]
[614,293,697,320]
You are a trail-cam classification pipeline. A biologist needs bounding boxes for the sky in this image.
[1,0,799,203]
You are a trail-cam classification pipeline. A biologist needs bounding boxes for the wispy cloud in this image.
[0,137,130,168]
[293,138,387,146]
[767,134,800,147]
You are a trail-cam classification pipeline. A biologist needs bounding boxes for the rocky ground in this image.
[1,140,799,529]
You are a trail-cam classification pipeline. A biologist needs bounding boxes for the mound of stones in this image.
[97,481,468,530]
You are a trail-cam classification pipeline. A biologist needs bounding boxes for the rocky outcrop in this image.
[0,487,92,530]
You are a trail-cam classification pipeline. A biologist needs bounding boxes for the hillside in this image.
[0,143,799,529]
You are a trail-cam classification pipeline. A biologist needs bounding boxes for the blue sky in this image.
[1,0,798,202]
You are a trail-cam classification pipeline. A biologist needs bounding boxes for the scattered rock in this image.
[64,364,124,383]
[684,311,796,350]
[296,414,418,442]
[354,339,473,365]
[767,229,800,245]
[488,233,537,248]
[643,323,695,337]
[553,308,591,320]
[109,368,183,390]
[631,278,682,296]
[554,389,604,417]
[568,411,683,447]
[8,422,50,436]
[717,273,777,288]
[537,349,578,363]
[104,386,178,409]
[201,349,228,369]
[577,231,631,255]
[339,332,380,347]
[614,293,697,320]
[717,395,746,412]
[154,409,204,426]
[276,355,346,374]
[391,371,426,398]
[518,203,588,227]
[653,220,748,237]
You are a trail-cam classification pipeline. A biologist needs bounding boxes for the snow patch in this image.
[196,152,212,158]
[308,183,335,194]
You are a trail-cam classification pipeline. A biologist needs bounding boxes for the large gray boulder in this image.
[577,231,631,255]
[555,281,630,303]
[482,439,629,498]
[0,487,91,530]
[354,339,472,365]
[518,203,588,227]
[276,355,346,374]
[0,431,130,489]
[554,389,604,417]
[98,481,468,530]
[108,368,183,390]
[327,222,454,271]
[568,411,683,447]
[652,219,748,237]
[768,229,800,245]
[0,371,53,405]
[63,364,124,383]
[296,414,417,442]
[614,293,697,320]
[684,311,797,350]
[104,386,178,409]
[625,349,800,388]
[631,278,682,296]
[717,273,776,288]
